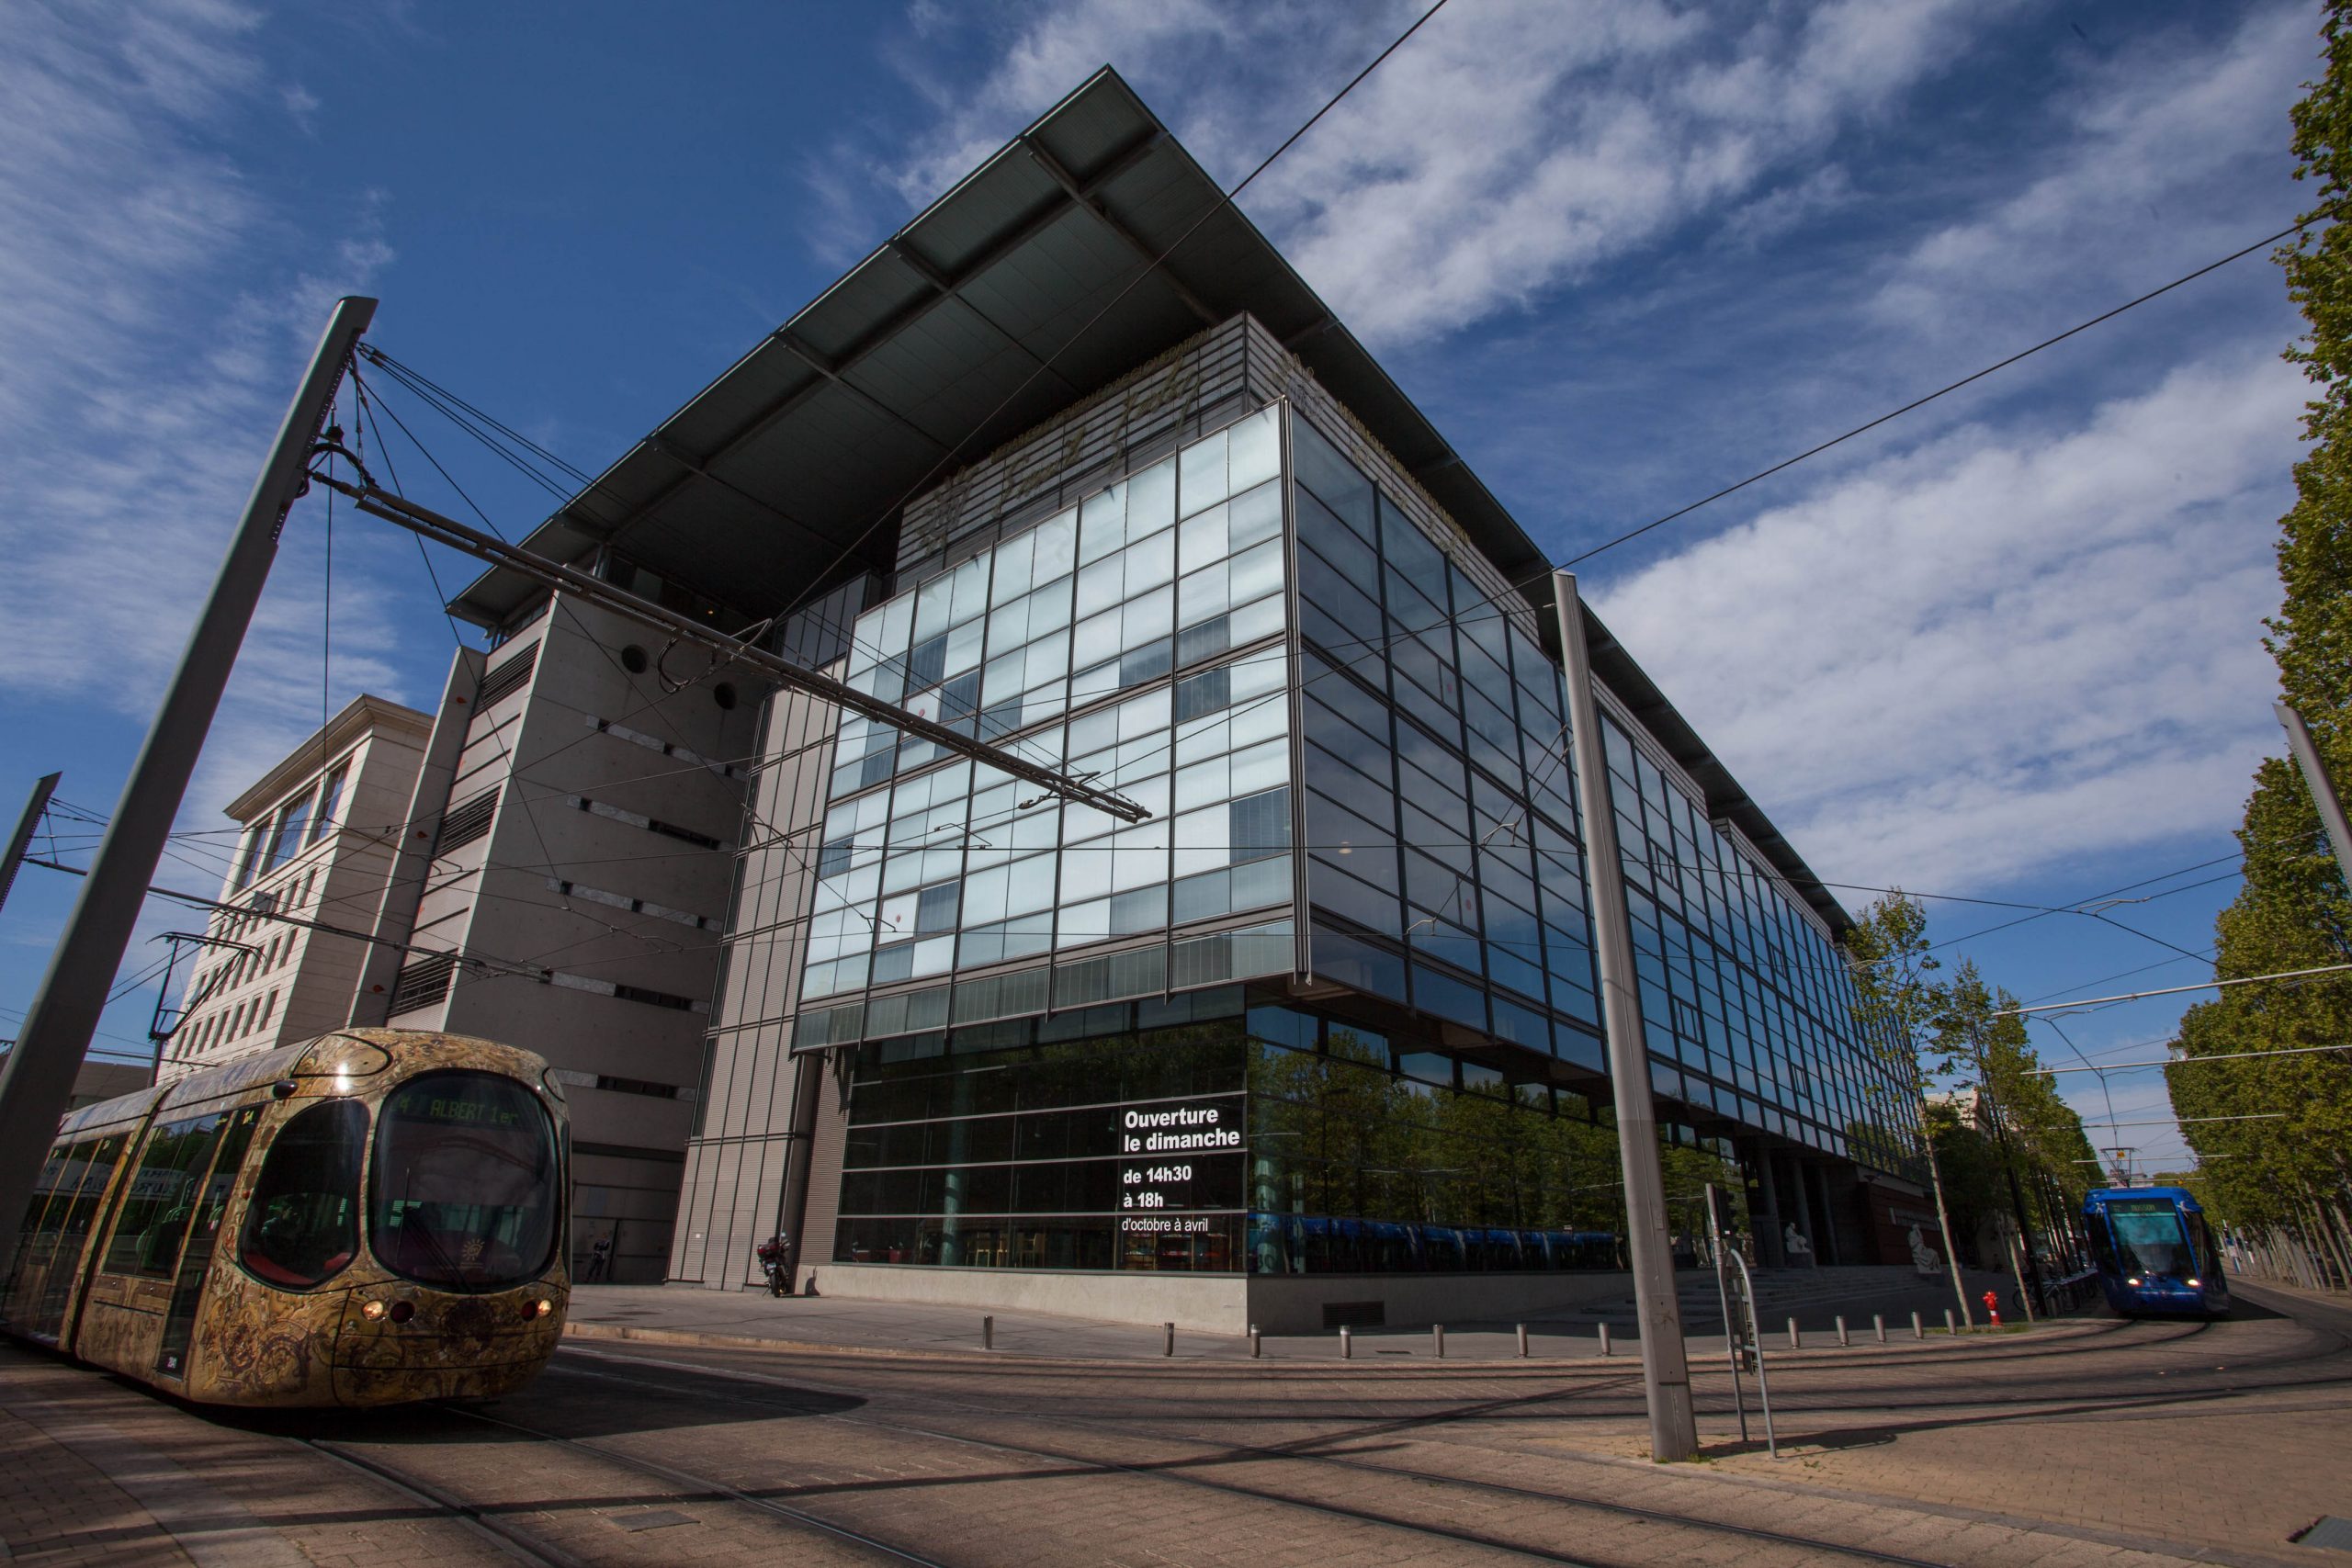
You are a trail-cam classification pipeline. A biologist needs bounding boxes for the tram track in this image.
[299,1433,591,1568]
[544,1344,1968,1567]
[291,1405,956,1568]
[263,1305,2352,1568]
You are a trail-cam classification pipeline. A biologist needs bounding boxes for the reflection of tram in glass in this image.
[2084,1186,2229,1319]
[1,1030,569,1406]
[1246,1213,1622,1274]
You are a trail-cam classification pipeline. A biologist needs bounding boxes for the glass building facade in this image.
[788,389,1914,1278]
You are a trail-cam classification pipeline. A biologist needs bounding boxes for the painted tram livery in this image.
[0,1030,569,1406]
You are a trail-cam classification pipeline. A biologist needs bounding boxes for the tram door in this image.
[154,1106,262,1378]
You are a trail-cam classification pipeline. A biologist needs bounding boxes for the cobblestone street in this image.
[4,1280,2347,1566]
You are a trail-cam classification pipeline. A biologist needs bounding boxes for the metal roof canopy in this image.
[447,66,1851,935]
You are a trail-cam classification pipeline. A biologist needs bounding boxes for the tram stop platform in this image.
[563,1262,2028,1361]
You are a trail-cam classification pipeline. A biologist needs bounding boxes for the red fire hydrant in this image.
[1982,1290,2001,1327]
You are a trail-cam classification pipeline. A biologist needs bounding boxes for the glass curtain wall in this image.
[1289,415,1603,1066]
[800,405,1294,1010]
[1602,719,1912,1169]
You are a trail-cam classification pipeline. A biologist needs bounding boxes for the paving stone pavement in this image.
[5,1275,2347,1565]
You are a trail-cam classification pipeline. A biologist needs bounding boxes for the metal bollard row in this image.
[1599,1323,1612,1357]
[982,1314,994,1351]
[1874,1313,1887,1344]
[1432,1323,1445,1359]
[1340,1324,1353,1359]
[1163,1321,1175,1357]
[1250,1324,1262,1359]
[1787,1316,1800,1349]
[1516,1322,1530,1359]
[1837,1314,1849,1348]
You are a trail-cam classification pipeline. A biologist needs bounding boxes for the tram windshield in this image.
[2105,1199,2191,1279]
[369,1071,559,1292]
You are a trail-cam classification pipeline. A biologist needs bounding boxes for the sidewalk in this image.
[564,1264,2044,1364]
[0,1342,507,1567]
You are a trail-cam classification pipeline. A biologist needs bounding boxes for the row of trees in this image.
[2164,4,2352,1290]
[1846,892,2098,1326]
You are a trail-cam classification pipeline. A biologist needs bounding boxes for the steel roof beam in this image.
[1019,132,1220,328]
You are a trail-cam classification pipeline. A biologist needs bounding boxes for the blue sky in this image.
[0,0,2323,1175]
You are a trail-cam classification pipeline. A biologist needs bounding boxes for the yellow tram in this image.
[0,1030,570,1406]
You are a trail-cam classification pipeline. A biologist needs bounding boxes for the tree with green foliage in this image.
[2163,4,2352,1290]
[1844,891,1977,1325]
[1936,961,2098,1293]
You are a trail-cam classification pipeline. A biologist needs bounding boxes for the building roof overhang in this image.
[447,66,1851,936]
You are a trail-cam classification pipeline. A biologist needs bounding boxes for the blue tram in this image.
[2083,1186,2229,1318]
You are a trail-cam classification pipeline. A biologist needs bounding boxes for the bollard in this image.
[1788,1316,1800,1349]
[1912,1310,1924,1340]
[1874,1314,1886,1344]
[1164,1322,1175,1357]
[1516,1323,1530,1359]
[1250,1325,1262,1359]
[1944,1308,1957,1335]
[1598,1323,1612,1357]
[1433,1323,1445,1359]
[983,1314,994,1351]
[1837,1315,1849,1348]
[1340,1325,1353,1359]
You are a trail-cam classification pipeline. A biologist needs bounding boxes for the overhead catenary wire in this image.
[1995,963,2352,1019]
[2032,1043,2352,1075]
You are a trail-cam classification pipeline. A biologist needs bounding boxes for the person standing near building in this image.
[584,1233,612,1281]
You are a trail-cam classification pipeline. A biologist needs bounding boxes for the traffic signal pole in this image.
[1554,570,1698,1461]
[0,297,376,1278]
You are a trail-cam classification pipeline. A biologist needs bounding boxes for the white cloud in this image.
[0,1,404,824]
[1590,345,2299,894]
[854,0,2007,344]
[1869,5,2317,346]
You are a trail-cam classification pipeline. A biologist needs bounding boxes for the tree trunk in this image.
[2316,1195,2352,1290]
[1915,1099,1974,1328]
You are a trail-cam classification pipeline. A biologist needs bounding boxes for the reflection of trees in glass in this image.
[1246,1027,1659,1235]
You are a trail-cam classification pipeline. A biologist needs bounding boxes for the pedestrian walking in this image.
[583,1234,612,1281]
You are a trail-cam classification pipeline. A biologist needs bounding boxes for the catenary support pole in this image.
[0,298,374,1277]
[0,773,60,920]
[1555,570,1697,1461]
[2277,703,2352,891]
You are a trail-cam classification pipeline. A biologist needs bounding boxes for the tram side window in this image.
[56,1138,123,1239]
[2188,1213,2220,1278]
[238,1100,367,1289]
[28,1137,115,1242]
[101,1114,225,1279]
[2087,1213,2118,1274]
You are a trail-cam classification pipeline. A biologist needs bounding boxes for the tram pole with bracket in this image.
[2276,702,2352,893]
[306,475,1150,825]
[1555,569,1698,1461]
[0,772,60,919]
[0,297,376,1278]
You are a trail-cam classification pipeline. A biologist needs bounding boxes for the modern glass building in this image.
[762,321,1918,1328]
[437,69,1935,1331]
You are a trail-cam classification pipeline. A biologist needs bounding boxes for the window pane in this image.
[1180,430,1228,514]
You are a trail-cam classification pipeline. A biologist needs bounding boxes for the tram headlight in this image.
[2127,1277,2142,1286]
[2188,1278,2201,1287]
[536,1299,553,1317]
[362,1300,386,1320]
